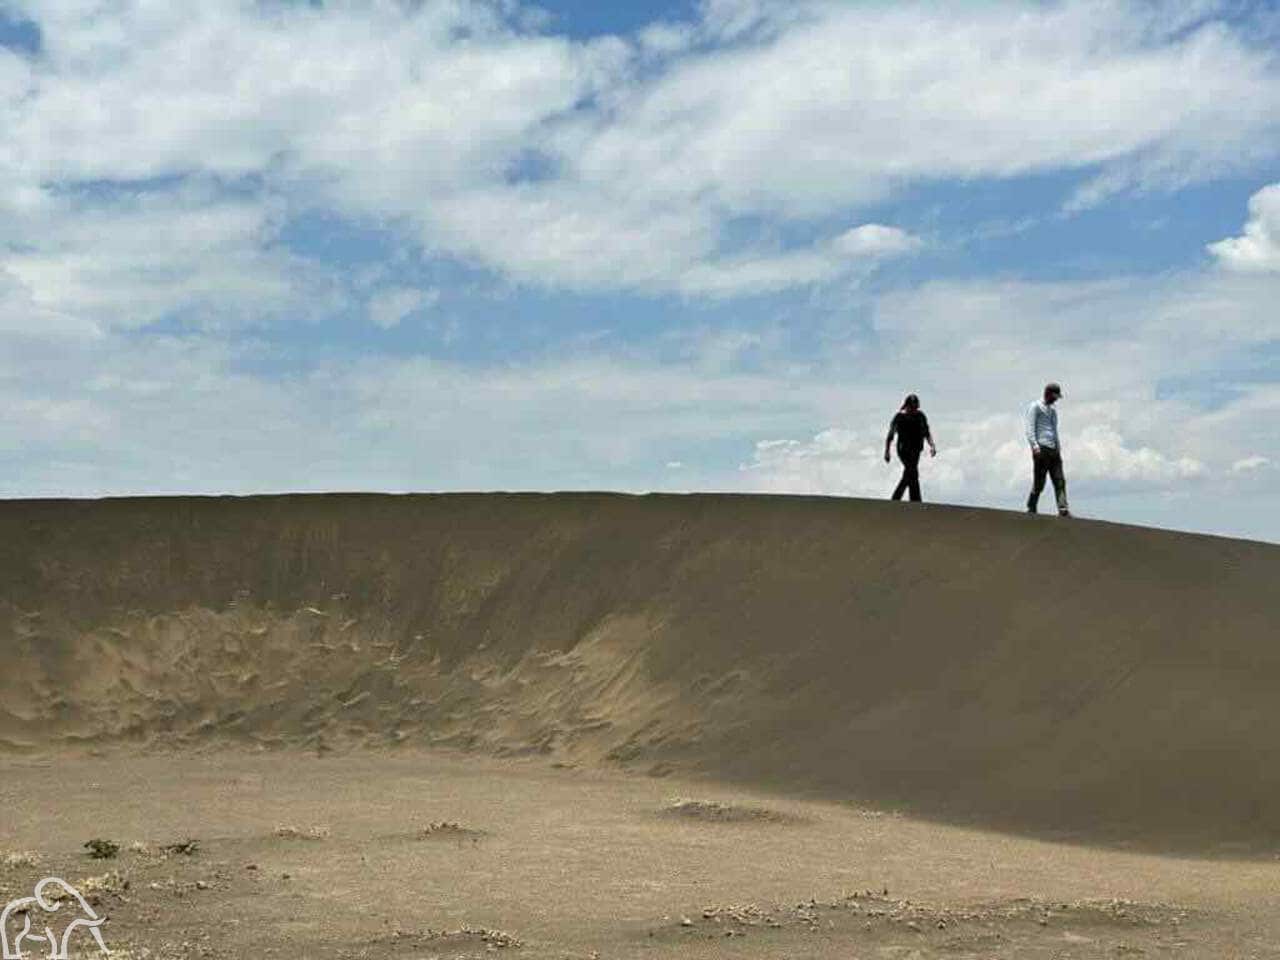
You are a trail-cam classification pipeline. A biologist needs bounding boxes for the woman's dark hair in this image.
[901,393,920,411]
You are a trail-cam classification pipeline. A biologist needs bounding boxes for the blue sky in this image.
[1,0,1278,541]
[533,0,699,38]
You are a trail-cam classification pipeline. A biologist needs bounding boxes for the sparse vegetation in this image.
[84,839,120,859]
[127,840,162,858]
[160,838,200,856]
[2,851,40,869]
[74,871,129,901]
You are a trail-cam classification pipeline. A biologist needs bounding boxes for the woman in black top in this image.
[884,394,937,502]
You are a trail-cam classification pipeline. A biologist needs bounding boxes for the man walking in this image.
[1026,382,1070,517]
[885,393,937,502]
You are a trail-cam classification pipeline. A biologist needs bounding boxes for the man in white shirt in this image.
[1025,382,1070,517]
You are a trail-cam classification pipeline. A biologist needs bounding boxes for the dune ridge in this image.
[2,492,1277,849]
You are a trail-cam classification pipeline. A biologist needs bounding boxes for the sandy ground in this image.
[2,746,1278,960]
[4,494,1279,957]
[5,493,1280,852]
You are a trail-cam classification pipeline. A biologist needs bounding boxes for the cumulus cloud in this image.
[1231,455,1271,474]
[3,1,1278,296]
[734,266,1277,526]
[1068,423,1206,484]
[832,225,921,258]
[0,182,338,335]
[1208,183,1280,272]
[865,271,1280,403]
[566,1,1280,219]
[4,1,612,185]
[741,415,1206,505]
[0,267,1276,537]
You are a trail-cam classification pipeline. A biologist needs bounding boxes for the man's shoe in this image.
[1059,509,1072,518]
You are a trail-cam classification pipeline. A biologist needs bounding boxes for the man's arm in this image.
[923,413,937,456]
[1025,402,1040,453]
[884,416,897,462]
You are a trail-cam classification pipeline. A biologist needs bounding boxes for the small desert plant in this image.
[2,851,41,869]
[73,872,129,903]
[161,838,200,856]
[273,824,330,840]
[84,839,120,860]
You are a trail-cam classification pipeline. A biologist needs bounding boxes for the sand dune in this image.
[2,492,1277,850]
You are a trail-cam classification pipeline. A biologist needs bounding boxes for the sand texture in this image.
[1,493,1278,958]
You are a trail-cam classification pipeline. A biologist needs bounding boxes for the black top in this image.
[888,410,931,452]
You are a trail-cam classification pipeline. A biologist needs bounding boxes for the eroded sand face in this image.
[2,748,1278,959]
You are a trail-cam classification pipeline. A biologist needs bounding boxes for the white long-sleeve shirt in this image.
[1025,400,1060,450]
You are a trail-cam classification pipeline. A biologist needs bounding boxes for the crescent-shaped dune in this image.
[2,492,1276,850]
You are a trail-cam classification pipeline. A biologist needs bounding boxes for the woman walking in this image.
[884,393,937,502]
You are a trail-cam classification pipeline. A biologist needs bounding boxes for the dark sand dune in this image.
[2,492,1277,850]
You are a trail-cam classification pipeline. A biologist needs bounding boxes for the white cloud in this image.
[368,286,439,330]
[0,267,102,337]
[0,1,1277,544]
[0,331,832,496]
[865,271,1280,401]
[1069,423,1206,484]
[832,225,921,258]
[741,415,1206,505]
[733,265,1278,526]
[5,1,612,186]
[4,1,1276,297]
[0,183,335,334]
[1231,455,1271,473]
[426,183,715,291]
[698,0,812,42]
[1208,183,1280,272]
[675,223,922,297]
[0,265,1277,538]
[636,21,696,57]
[437,1,1278,287]
[676,253,836,297]
[567,1,1280,217]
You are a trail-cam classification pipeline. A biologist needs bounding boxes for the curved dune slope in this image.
[2,493,1277,848]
